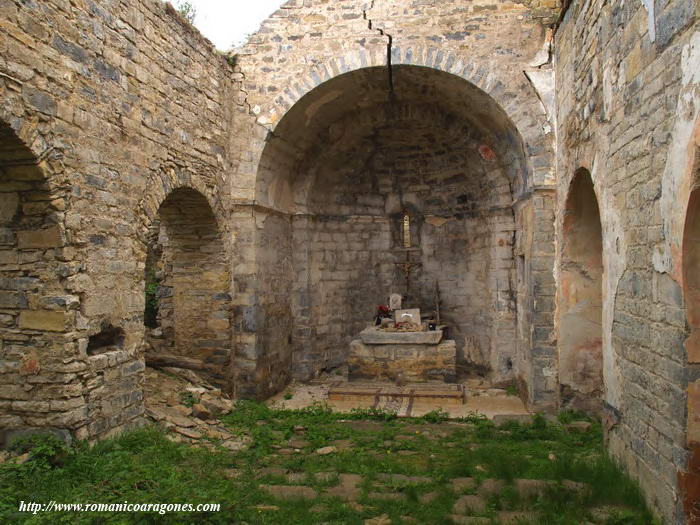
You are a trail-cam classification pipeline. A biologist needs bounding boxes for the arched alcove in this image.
[559,168,604,412]
[254,65,529,385]
[144,187,232,386]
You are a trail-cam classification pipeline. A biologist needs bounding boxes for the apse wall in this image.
[291,104,517,382]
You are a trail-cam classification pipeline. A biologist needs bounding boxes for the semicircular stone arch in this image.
[253,49,554,192]
[138,172,234,391]
[137,166,228,246]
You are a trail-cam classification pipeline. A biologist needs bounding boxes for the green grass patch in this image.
[0,402,658,524]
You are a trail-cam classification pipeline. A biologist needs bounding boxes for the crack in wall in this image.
[363,2,394,94]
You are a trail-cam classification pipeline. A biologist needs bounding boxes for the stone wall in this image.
[554,0,698,521]
[1,0,236,442]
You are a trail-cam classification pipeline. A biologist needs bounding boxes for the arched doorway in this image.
[143,187,232,388]
[253,65,531,389]
[558,168,604,412]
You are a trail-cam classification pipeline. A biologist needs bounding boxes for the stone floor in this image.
[267,375,531,422]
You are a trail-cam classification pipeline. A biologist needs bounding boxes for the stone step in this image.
[328,381,466,410]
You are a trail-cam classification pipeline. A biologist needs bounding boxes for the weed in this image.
[179,391,196,407]
[421,409,449,424]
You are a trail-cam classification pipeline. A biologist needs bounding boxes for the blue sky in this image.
[178,0,287,50]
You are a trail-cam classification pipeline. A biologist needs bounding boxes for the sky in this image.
[177,0,287,50]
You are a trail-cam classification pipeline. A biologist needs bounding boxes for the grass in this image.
[0,402,659,524]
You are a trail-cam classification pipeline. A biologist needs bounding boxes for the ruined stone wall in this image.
[555,0,698,521]
[1,0,236,442]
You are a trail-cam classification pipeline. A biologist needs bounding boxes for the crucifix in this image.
[395,212,422,299]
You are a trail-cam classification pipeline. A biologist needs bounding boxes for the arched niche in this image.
[558,168,604,413]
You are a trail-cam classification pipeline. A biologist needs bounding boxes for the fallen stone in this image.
[258,467,288,478]
[451,477,476,492]
[221,438,249,452]
[166,414,195,428]
[14,453,31,465]
[186,386,207,398]
[565,421,592,432]
[224,469,241,479]
[515,478,551,498]
[172,405,192,417]
[365,514,392,525]
[288,439,310,449]
[206,429,226,440]
[315,446,337,455]
[201,397,233,416]
[173,427,201,439]
[260,484,317,500]
[453,494,486,514]
[191,403,212,420]
[419,491,439,503]
[563,479,589,492]
[478,478,505,496]
[145,406,168,421]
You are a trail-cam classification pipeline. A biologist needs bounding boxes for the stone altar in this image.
[349,327,457,383]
